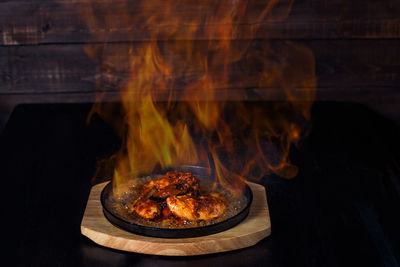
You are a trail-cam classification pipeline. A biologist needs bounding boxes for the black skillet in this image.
[101,165,253,238]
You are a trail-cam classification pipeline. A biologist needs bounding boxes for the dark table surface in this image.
[1,102,399,267]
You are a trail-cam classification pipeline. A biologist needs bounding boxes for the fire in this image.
[71,0,316,196]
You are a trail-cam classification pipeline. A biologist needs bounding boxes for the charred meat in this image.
[137,171,199,201]
[166,195,226,221]
[129,171,226,222]
[130,199,160,219]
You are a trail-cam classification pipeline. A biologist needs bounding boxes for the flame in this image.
[71,0,316,196]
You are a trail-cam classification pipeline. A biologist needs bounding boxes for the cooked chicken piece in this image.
[130,199,160,219]
[166,195,226,221]
[166,195,195,220]
[138,171,199,200]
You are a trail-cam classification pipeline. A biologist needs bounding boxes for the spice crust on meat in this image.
[130,171,226,223]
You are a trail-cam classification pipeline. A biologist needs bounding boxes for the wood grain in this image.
[2,39,400,124]
[1,0,400,45]
[81,181,271,256]
[1,40,399,97]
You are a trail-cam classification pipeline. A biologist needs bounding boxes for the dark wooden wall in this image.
[1,0,400,130]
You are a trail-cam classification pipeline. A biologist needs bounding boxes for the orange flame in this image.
[72,0,316,196]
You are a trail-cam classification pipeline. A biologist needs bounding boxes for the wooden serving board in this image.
[81,181,271,256]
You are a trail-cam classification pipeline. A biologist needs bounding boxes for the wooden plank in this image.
[0,40,399,97]
[0,45,97,93]
[1,0,400,45]
[81,181,271,256]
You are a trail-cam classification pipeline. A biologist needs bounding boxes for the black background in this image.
[1,102,399,267]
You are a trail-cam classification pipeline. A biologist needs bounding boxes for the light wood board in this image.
[81,181,271,256]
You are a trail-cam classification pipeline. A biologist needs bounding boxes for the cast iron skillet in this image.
[100,165,253,238]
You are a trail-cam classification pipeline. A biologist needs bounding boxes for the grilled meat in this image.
[166,195,226,221]
[130,199,160,219]
[131,171,226,222]
[138,171,199,200]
